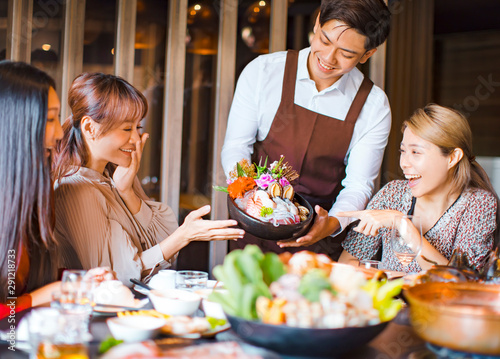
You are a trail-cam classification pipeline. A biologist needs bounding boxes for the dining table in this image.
[0,300,443,359]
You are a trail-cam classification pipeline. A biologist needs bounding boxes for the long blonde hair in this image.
[403,104,497,197]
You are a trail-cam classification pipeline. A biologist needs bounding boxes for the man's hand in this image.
[277,205,340,248]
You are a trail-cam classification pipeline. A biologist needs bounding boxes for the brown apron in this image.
[230,50,373,257]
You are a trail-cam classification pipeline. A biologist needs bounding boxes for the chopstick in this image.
[130,278,152,291]
[93,303,140,311]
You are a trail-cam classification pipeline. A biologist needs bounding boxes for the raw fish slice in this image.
[246,197,263,218]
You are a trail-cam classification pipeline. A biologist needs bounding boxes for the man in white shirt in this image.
[221,0,392,256]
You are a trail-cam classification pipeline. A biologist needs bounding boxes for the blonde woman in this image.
[338,104,498,272]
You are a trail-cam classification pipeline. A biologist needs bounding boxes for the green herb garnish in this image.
[260,206,274,216]
[98,336,124,354]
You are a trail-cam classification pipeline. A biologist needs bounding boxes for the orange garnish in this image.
[228,177,256,199]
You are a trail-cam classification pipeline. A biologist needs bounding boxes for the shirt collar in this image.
[77,166,112,184]
[297,47,349,95]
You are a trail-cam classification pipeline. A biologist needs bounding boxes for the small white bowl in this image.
[195,288,228,319]
[148,289,201,316]
[149,269,176,291]
[106,315,166,342]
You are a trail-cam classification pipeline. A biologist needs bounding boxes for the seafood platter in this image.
[219,157,313,240]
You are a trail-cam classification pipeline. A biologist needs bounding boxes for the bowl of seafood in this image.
[227,191,313,241]
[222,157,314,241]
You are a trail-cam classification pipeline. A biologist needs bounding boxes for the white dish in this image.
[133,284,150,296]
[93,298,149,314]
[107,315,166,342]
[148,289,201,316]
[207,280,224,289]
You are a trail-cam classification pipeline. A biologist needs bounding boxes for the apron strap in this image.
[345,76,374,124]
[281,50,299,106]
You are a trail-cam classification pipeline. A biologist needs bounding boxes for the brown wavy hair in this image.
[53,73,147,180]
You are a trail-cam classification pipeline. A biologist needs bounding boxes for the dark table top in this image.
[1,306,438,359]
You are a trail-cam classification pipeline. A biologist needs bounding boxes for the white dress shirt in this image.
[221,47,392,233]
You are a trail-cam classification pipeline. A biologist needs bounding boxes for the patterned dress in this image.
[342,180,497,272]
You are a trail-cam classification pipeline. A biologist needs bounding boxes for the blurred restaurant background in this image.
[1,0,499,273]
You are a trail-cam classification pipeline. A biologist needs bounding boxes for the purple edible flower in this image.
[255,174,275,189]
[279,177,290,187]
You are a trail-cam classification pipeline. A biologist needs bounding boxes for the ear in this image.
[81,116,97,141]
[448,148,464,169]
[359,48,377,64]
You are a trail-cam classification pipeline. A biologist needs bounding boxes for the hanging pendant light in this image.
[186,2,219,55]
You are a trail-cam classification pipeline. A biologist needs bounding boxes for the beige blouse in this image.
[54,166,179,286]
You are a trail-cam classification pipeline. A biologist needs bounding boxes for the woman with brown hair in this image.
[54,73,244,285]
[338,104,498,272]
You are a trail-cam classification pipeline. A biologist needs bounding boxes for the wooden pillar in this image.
[270,0,288,52]
[6,0,33,62]
[61,0,85,121]
[114,0,137,82]
[161,0,188,218]
[382,0,434,183]
[209,0,238,272]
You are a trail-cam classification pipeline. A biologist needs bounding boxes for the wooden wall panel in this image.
[434,30,500,156]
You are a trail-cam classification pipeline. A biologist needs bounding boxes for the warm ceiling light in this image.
[42,44,51,51]
[111,48,114,55]
[259,1,266,6]
[194,4,201,10]
[254,7,260,13]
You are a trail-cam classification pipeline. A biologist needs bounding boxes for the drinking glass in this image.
[359,259,383,270]
[390,215,423,272]
[60,269,94,338]
[175,270,208,291]
[27,308,89,359]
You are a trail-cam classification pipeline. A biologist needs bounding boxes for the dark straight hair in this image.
[319,0,391,50]
[0,61,58,301]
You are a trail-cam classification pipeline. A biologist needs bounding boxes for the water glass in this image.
[60,269,94,335]
[27,308,89,359]
[359,259,383,270]
[175,270,208,291]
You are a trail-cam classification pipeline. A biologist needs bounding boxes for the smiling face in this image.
[85,118,143,173]
[45,87,63,157]
[400,127,458,199]
[308,18,376,91]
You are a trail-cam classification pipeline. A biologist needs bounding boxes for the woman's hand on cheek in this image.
[113,133,149,195]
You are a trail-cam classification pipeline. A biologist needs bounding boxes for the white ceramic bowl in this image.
[194,288,228,319]
[149,269,176,291]
[106,315,166,342]
[148,289,201,316]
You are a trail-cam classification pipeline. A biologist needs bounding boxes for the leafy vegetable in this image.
[98,336,123,354]
[236,162,246,177]
[209,245,285,320]
[212,186,229,193]
[298,269,335,302]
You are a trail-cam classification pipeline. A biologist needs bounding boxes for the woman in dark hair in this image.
[0,63,115,319]
[53,73,244,285]
[0,61,63,317]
